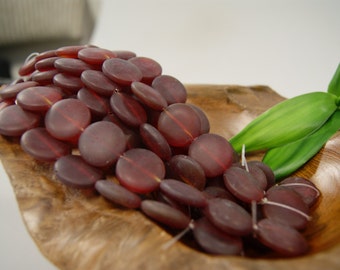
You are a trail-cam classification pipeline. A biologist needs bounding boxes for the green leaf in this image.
[328,63,340,96]
[262,110,340,181]
[229,92,338,153]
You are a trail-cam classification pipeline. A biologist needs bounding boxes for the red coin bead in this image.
[0,81,39,99]
[223,166,265,203]
[204,198,253,236]
[193,217,243,255]
[56,45,88,58]
[16,86,63,112]
[0,98,15,111]
[159,179,207,207]
[18,54,38,76]
[78,121,127,167]
[187,104,210,134]
[233,162,268,190]
[20,127,71,161]
[53,73,84,94]
[110,92,147,127]
[167,154,206,190]
[188,133,234,177]
[255,218,309,256]
[45,99,91,142]
[78,47,117,65]
[262,186,310,230]
[54,58,93,76]
[157,103,201,147]
[131,81,168,111]
[112,50,136,60]
[81,70,121,96]
[0,105,41,136]
[31,69,59,85]
[141,200,191,229]
[139,123,172,161]
[203,186,237,202]
[35,49,57,61]
[95,180,141,209]
[152,75,187,104]
[54,154,103,189]
[248,160,276,189]
[76,87,110,117]
[102,58,142,85]
[103,113,143,150]
[116,148,165,194]
[128,56,162,84]
[279,176,320,207]
[35,57,59,71]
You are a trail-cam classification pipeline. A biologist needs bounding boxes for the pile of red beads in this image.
[0,45,320,257]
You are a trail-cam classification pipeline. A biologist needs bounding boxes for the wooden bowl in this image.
[1,85,339,270]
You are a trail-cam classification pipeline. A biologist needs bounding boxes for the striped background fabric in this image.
[0,0,98,46]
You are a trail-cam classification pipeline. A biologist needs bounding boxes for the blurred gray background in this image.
[1,0,339,269]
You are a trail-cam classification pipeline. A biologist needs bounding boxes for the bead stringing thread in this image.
[241,144,249,172]
[260,198,312,221]
[24,52,39,63]
[161,220,195,250]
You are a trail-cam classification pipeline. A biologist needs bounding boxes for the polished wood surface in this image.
[1,85,339,270]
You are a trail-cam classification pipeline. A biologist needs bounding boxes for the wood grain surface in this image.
[1,85,339,270]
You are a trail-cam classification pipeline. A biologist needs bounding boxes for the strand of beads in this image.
[0,45,320,257]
